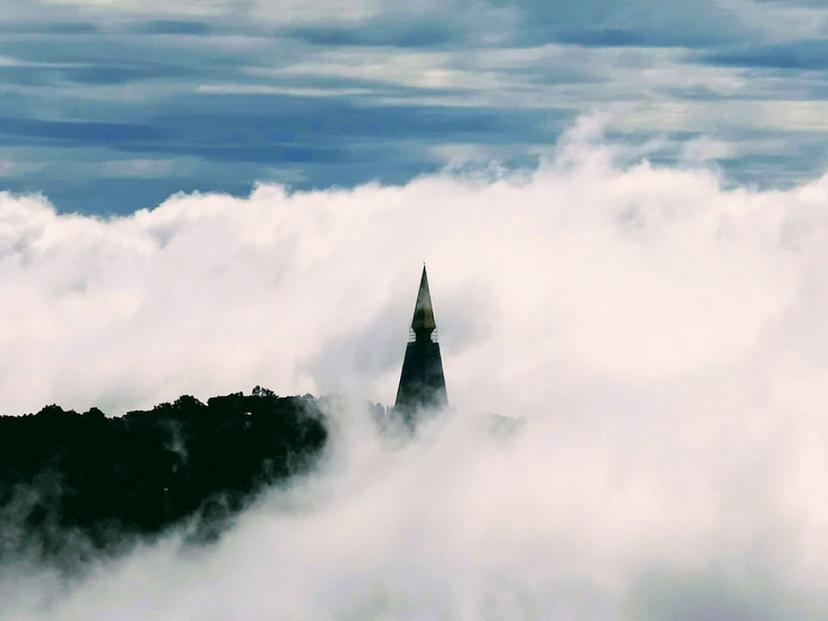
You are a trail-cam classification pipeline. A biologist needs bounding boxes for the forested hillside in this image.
[0,389,329,566]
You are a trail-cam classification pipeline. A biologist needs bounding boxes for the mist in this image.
[2,116,828,618]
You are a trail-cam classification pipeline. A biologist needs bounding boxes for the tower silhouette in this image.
[394,266,448,418]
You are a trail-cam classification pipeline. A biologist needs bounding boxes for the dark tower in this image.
[394,266,448,417]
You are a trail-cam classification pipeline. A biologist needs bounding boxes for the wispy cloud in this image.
[0,0,826,212]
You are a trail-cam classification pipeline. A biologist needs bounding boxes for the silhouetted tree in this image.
[0,390,328,567]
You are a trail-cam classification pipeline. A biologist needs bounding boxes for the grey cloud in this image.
[753,0,828,7]
[285,22,460,48]
[0,21,99,34]
[0,0,826,215]
[702,39,828,70]
[505,0,764,47]
[0,117,166,145]
[128,19,213,35]
[0,63,194,86]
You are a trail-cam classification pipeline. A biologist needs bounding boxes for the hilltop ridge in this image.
[0,389,331,567]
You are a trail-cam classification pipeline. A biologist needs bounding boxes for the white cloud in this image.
[680,136,733,163]
[196,83,372,97]
[3,118,828,618]
[0,118,819,415]
[262,49,509,92]
[615,100,828,133]
[33,0,382,23]
[0,159,42,178]
[34,0,231,17]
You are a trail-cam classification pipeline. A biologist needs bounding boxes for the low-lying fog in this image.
[2,116,827,619]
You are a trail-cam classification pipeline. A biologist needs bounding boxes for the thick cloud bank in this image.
[3,118,828,618]
[1,117,819,415]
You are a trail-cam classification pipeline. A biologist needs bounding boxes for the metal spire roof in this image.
[411,265,436,334]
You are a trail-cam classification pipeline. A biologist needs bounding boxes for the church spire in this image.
[394,265,448,420]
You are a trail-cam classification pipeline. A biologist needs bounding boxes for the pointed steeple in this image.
[411,265,436,339]
[394,265,448,419]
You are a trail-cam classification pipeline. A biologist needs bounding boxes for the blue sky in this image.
[1,0,828,214]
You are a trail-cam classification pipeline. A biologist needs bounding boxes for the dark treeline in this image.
[0,388,328,566]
